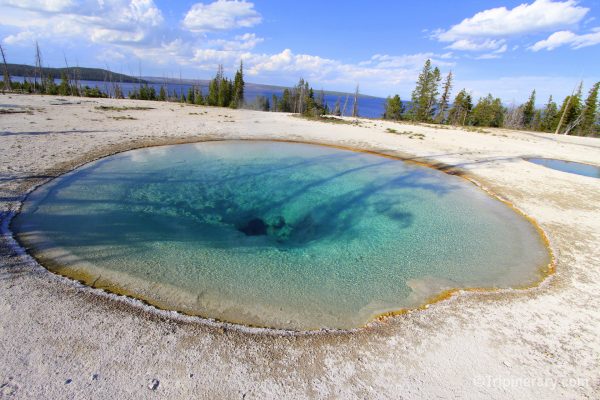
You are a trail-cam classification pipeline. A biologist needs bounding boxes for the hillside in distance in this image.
[6,63,147,84]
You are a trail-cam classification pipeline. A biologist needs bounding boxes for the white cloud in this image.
[0,0,74,12]
[0,0,164,46]
[435,0,589,55]
[446,39,505,51]
[3,30,36,45]
[530,27,600,50]
[437,0,588,41]
[183,0,261,32]
[208,33,263,51]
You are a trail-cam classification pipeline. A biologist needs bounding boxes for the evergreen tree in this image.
[383,94,404,120]
[280,88,292,112]
[447,89,473,125]
[44,76,58,95]
[471,94,504,127]
[540,95,558,132]
[58,72,71,96]
[158,85,166,101]
[410,59,441,122]
[556,82,583,134]
[232,61,245,108]
[187,86,195,104]
[522,89,536,128]
[435,71,453,123]
[579,82,599,136]
[195,87,204,105]
[531,109,542,131]
[207,77,219,106]
[218,77,232,107]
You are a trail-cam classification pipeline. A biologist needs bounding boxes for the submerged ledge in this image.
[6,137,556,334]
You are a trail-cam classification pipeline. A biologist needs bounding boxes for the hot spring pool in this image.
[13,141,551,330]
[525,157,600,179]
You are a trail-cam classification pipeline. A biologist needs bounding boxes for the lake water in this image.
[13,141,550,330]
[11,76,388,118]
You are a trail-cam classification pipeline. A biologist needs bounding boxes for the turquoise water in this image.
[13,141,550,330]
[526,158,600,179]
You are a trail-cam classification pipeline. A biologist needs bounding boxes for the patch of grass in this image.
[464,126,490,134]
[111,115,137,120]
[0,109,31,115]
[409,133,425,140]
[296,114,354,125]
[96,106,154,111]
[386,128,426,140]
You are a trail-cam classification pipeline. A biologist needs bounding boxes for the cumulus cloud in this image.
[437,0,588,41]
[183,0,261,32]
[0,0,164,45]
[434,0,589,55]
[530,27,600,50]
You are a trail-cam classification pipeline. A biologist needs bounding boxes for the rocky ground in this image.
[0,94,599,399]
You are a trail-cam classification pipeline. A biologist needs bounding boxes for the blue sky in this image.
[1,0,599,103]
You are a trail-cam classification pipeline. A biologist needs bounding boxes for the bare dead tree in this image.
[563,113,584,135]
[62,53,72,95]
[341,94,349,117]
[351,84,359,118]
[34,41,46,93]
[0,44,11,93]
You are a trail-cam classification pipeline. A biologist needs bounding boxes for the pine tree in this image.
[522,89,536,128]
[540,96,558,132]
[281,89,291,112]
[447,89,472,125]
[158,85,166,101]
[195,87,203,105]
[383,95,404,120]
[187,87,195,104]
[207,77,219,106]
[58,72,71,96]
[435,71,453,123]
[556,82,583,134]
[271,94,278,112]
[232,61,245,108]
[410,60,443,122]
[427,67,441,119]
[579,82,599,136]
[471,94,504,127]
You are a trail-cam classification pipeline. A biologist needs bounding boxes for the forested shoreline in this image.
[383,59,599,136]
[1,43,597,136]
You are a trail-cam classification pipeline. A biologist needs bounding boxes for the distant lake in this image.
[11,76,388,118]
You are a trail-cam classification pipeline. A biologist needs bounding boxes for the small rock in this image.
[189,374,194,378]
[65,379,72,385]
[149,379,159,390]
[91,374,99,381]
